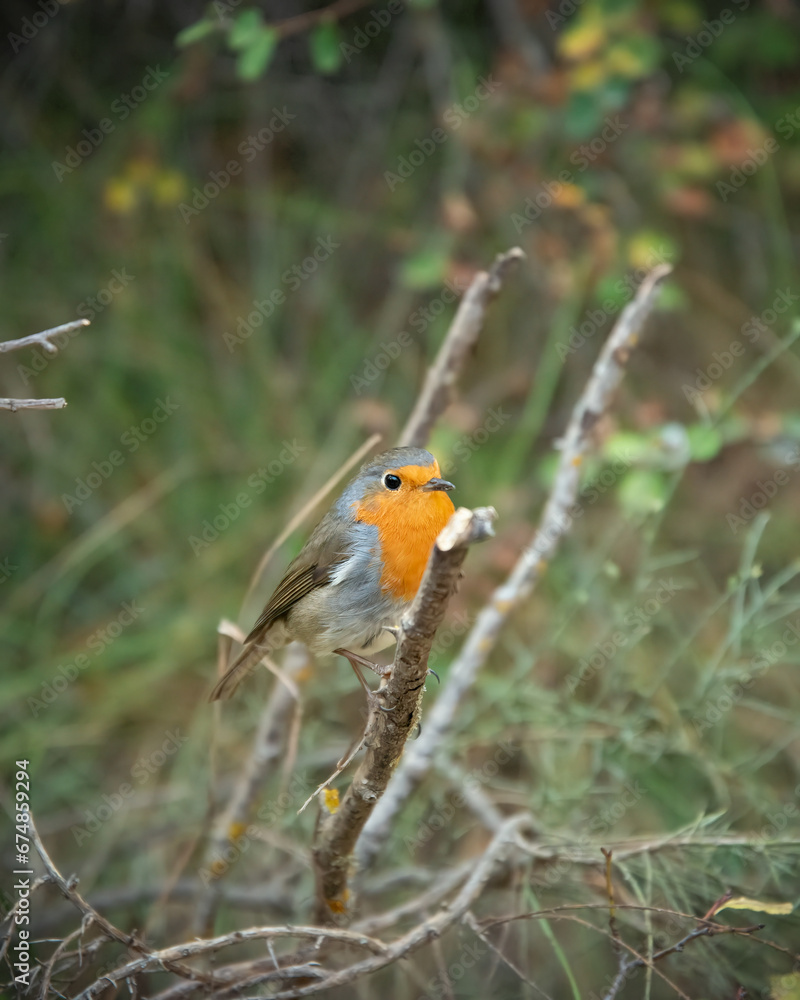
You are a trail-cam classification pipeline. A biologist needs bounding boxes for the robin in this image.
[210,446,455,701]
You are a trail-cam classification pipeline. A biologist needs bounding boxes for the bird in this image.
[210,446,455,701]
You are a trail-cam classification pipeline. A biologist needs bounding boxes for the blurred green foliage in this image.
[2,0,800,994]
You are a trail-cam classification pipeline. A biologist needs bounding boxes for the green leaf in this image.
[753,14,800,69]
[686,424,724,462]
[400,247,449,289]
[229,8,265,51]
[564,92,604,139]
[237,27,279,81]
[310,22,343,75]
[618,469,669,514]
[716,895,794,916]
[176,18,217,48]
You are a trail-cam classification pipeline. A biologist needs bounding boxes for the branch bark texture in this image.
[0,318,89,411]
[356,264,672,869]
[312,505,496,921]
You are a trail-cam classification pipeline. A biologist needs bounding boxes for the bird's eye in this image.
[383,473,402,490]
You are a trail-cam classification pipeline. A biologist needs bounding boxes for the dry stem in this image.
[357,264,672,869]
[311,505,496,922]
[399,247,524,448]
[0,319,89,411]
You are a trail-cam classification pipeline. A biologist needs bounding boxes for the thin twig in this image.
[463,910,554,1000]
[76,925,392,999]
[0,319,90,411]
[157,813,533,1000]
[28,813,218,995]
[399,247,524,449]
[0,319,89,353]
[601,848,621,950]
[601,922,765,1000]
[39,922,88,1000]
[196,642,309,934]
[312,505,497,922]
[0,396,67,411]
[357,264,672,870]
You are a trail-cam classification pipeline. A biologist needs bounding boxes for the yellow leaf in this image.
[559,14,606,61]
[103,179,137,215]
[228,821,248,841]
[605,44,647,78]
[716,895,794,916]
[324,788,340,813]
[554,182,586,209]
[152,169,186,206]
[569,59,607,91]
[770,971,800,1000]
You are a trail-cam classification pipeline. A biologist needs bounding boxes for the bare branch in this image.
[357,264,672,869]
[146,813,533,1000]
[0,396,67,411]
[312,505,497,922]
[0,318,90,411]
[463,911,554,1000]
[28,812,218,996]
[76,926,390,1000]
[0,319,88,354]
[399,247,524,448]
[195,642,308,934]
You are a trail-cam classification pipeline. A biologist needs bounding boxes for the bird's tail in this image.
[209,640,271,701]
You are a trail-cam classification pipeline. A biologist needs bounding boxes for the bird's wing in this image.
[244,562,327,641]
[209,511,356,702]
[244,509,352,642]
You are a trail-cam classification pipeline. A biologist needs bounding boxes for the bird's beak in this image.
[421,477,455,492]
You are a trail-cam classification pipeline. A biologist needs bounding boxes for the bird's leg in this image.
[334,648,393,714]
[381,626,439,683]
[334,647,392,679]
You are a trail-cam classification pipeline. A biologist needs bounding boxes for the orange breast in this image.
[355,489,455,601]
